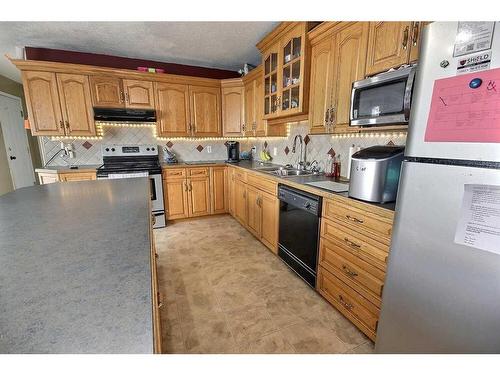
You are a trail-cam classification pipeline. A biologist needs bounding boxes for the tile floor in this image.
[154,215,375,354]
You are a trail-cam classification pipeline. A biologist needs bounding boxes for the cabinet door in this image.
[234,179,247,226]
[56,73,96,136]
[123,79,155,109]
[211,166,227,214]
[409,21,422,63]
[243,80,255,136]
[263,45,281,119]
[330,22,369,132]
[260,190,279,253]
[164,178,189,220]
[228,167,236,216]
[155,82,191,137]
[254,76,266,136]
[58,172,96,182]
[309,35,334,134]
[246,186,262,238]
[365,22,412,76]
[222,85,244,136]
[188,176,211,217]
[280,23,306,116]
[189,86,222,137]
[37,172,59,184]
[89,76,124,108]
[22,71,64,136]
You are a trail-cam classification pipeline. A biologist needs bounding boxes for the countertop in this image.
[0,179,154,353]
[35,165,101,174]
[161,160,396,212]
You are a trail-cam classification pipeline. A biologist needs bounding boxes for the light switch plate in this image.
[273,147,277,156]
[207,146,212,153]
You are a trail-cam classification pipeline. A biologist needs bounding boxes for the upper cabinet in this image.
[365,21,420,76]
[89,76,123,108]
[90,76,155,109]
[155,82,191,137]
[258,22,310,121]
[57,73,96,136]
[189,86,221,137]
[22,71,95,137]
[243,65,266,136]
[309,22,369,134]
[122,79,155,109]
[22,71,65,136]
[221,78,244,137]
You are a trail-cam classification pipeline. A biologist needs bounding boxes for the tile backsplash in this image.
[40,123,406,178]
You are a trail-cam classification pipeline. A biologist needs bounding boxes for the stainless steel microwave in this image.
[350,65,417,127]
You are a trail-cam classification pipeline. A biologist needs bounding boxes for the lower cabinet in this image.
[37,170,97,184]
[234,178,248,226]
[163,166,226,220]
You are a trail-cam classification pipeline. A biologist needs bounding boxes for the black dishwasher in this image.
[278,184,322,288]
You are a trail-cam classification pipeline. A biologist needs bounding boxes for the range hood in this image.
[93,108,156,122]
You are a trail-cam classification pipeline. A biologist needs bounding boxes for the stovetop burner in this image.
[97,144,162,177]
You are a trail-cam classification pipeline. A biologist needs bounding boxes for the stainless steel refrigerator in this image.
[376,22,500,353]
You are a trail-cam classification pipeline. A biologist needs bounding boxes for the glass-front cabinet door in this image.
[263,46,280,119]
[281,33,303,115]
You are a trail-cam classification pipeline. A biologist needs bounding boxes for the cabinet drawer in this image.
[163,168,186,179]
[319,237,385,305]
[321,217,388,270]
[318,266,379,339]
[188,167,209,177]
[323,198,393,245]
[247,173,277,196]
[233,169,247,182]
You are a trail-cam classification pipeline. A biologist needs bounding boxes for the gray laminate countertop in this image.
[0,178,154,353]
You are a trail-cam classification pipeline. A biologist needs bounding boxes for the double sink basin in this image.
[253,165,315,178]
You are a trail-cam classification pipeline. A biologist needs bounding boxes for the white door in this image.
[0,93,36,189]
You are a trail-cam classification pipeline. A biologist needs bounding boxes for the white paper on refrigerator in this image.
[454,184,500,254]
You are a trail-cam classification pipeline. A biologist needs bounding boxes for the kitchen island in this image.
[0,178,160,353]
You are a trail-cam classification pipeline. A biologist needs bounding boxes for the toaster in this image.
[348,146,405,203]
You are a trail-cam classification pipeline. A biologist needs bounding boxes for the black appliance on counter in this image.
[94,108,156,122]
[225,141,240,163]
[278,184,322,288]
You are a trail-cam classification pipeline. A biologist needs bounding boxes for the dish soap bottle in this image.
[325,154,334,177]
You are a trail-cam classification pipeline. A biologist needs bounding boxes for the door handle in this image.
[412,22,420,46]
[188,182,192,192]
[124,92,129,103]
[9,155,16,160]
[59,120,64,129]
[402,26,410,50]
[65,121,70,129]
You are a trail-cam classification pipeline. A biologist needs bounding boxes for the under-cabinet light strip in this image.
[330,132,407,139]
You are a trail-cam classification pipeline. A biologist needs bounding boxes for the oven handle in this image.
[403,65,417,122]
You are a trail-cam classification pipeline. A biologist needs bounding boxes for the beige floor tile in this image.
[161,316,185,354]
[239,331,296,354]
[280,319,352,354]
[329,315,369,347]
[347,341,376,354]
[224,304,279,344]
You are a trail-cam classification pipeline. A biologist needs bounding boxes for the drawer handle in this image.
[338,295,353,310]
[346,215,363,223]
[342,264,358,277]
[344,237,361,249]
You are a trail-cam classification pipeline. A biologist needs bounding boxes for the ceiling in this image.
[0,22,279,82]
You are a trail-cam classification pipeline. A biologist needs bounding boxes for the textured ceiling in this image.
[0,22,279,82]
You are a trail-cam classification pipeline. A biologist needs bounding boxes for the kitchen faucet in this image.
[291,135,305,170]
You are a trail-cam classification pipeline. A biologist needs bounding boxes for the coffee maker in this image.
[225,141,240,163]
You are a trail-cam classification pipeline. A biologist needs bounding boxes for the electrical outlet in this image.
[207,146,212,154]
[273,147,277,156]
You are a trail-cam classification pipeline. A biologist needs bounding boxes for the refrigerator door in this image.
[376,161,500,353]
[406,22,500,162]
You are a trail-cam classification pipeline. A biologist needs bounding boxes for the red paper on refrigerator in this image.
[424,67,500,143]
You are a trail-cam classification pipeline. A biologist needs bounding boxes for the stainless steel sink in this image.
[263,168,314,178]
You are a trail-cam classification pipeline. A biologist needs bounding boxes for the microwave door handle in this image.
[403,66,417,121]
[350,86,357,122]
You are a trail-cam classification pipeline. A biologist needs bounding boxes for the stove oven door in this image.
[149,173,164,213]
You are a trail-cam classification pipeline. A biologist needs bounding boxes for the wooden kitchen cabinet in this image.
[89,76,123,108]
[246,185,261,238]
[58,171,96,182]
[259,22,310,121]
[221,79,244,137]
[308,22,368,134]
[163,176,189,220]
[234,178,247,227]
[37,170,97,184]
[242,65,265,136]
[155,82,191,137]
[122,79,155,109]
[211,166,227,214]
[189,85,222,137]
[365,21,418,76]
[188,174,211,217]
[260,191,279,253]
[22,71,65,136]
[56,73,96,136]
[228,167,236,215]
